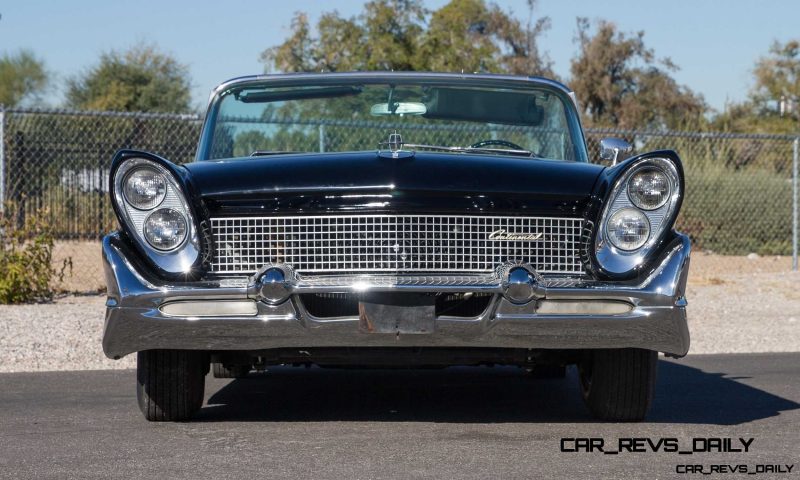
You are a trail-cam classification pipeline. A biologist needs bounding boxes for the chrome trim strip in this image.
[160,300,258,317]
[290,273,504,293]
[207,72,577,109]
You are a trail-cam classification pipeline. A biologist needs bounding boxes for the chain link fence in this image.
[0,106,797,292]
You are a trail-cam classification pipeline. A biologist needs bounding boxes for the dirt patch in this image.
[52,241,104,292]
[689,251,793,282]
[686,252,800,355]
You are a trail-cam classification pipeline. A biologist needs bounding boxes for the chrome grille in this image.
[210,215,584,274]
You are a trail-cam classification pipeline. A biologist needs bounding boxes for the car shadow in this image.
[196,359,799,425]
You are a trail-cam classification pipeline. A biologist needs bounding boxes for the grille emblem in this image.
[488,229,543,241]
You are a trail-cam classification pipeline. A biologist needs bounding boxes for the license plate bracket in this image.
[358,293,436,334]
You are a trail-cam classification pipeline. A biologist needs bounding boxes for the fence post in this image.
[98,145,105,240]
[0,104,4,213]
[319,124,326,153]
[793,137,798,271]
[13,130,25,229]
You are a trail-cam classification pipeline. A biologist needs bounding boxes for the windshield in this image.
[201,79,586,162]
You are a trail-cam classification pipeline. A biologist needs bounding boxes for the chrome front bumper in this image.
[101,233,691,359]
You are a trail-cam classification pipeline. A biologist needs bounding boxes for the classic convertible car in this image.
[102,72,689,422]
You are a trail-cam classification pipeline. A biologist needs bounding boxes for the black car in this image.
[102,72,689,422]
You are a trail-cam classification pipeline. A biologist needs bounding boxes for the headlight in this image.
[144,208,188,251]
[123,167,167,210]
[606,208,650,251]
[628,168,670,210]
[111,155,201,275]
[594,156,683,276]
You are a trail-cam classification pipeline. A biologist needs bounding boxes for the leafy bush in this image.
[0,205,72,303]
[677,163,792,255]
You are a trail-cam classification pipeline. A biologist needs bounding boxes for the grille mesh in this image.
[210,215,584,274]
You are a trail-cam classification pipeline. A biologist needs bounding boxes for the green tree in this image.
[420,0,553,75]
[0,49,47,107]
[260,0,553,77]
[570,18,706,130]
[262,1,425,72]
[66,43,192,113]
[753,40,800,106]
[714,40,800,134]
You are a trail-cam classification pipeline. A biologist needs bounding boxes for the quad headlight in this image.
[595,156,682,275]
[606,208,650,251]
[112,155,200,275]
[627,168,670,210]
[123,167,167,210]
[144,208,188,250]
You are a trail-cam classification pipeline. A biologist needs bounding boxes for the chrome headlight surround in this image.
[594,156,682,275]
[112,156,201,275]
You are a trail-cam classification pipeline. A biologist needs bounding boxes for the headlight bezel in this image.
[110,151,204,277]
[591,153,683,278]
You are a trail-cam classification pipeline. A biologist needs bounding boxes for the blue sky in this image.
[1,0,798,112]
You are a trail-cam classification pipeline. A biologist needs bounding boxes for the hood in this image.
[183,151,605,216]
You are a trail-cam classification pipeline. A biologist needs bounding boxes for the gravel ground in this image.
[1,254,798,372]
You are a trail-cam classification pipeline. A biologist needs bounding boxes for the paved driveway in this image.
[0,353,797,479]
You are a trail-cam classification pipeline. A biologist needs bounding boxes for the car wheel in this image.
[212,362,251,379]
[136,349,206,422]
[578,348,657,422]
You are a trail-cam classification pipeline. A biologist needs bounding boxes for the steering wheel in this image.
[470,139,527,151]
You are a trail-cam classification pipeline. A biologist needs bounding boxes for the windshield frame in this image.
[196,72,588,163]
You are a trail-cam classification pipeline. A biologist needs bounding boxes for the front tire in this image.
[578,348,657,422]
[137,350,207,421]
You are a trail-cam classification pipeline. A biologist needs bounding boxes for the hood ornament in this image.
[378,130,414,159]
[388,131,403,152]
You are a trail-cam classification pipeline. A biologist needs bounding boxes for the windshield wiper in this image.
[401,143,536,157]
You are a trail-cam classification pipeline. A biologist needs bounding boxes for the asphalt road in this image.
[0,353,798,479]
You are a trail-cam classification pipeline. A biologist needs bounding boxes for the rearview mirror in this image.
[599,138,633,165]
[370,102,427,116]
